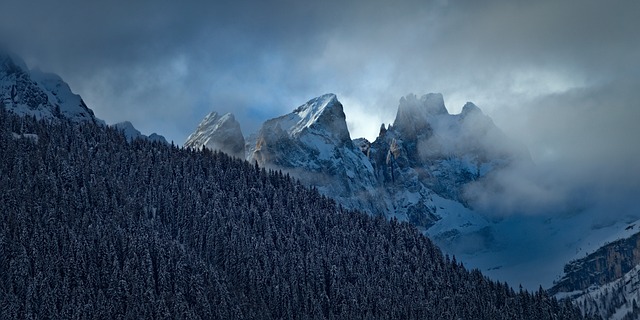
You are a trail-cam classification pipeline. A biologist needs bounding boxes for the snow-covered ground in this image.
[449,210,640,290]
[556,258,640,319]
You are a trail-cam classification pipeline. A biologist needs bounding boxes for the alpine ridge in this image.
[0,48,177,145]
[187,93,525,252]
[552,229,640,319]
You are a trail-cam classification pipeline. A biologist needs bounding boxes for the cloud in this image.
[0,0,638,217]
[463,76,640,217]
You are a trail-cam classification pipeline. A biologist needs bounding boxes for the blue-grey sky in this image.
[1,0,639,217]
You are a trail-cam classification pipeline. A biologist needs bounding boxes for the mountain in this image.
[1,49,173,145]
[190,93,640,294]
[552,227,640,319]
[112,121,168,144]
[249,94,381,215]
[367,93,525,228]
[0,108,590,319]
[0,51,100,124]
[188,93,525,253]
[184,111,245,158]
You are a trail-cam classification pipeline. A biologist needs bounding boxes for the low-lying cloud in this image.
[463,76,640,218]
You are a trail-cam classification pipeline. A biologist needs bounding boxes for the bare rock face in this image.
[368,94,524,227]
[185,112,245,159]
[550,232,640,295]
[549,230,640,319]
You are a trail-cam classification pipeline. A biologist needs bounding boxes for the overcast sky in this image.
[1,0,638,217]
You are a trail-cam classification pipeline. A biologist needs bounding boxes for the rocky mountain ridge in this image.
[552,229,640,319]
[1,50,166,144]
[186,93,525,250]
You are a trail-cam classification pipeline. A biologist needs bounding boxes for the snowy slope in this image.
[550,224,640,319]
[1,50,175,145]
[0,51,100,124]
[457,214,640,291]
[568,263,640,319]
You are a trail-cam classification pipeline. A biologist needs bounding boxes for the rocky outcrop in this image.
[550,232,640,295]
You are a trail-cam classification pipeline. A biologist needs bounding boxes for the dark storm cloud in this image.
[1,0,638,216]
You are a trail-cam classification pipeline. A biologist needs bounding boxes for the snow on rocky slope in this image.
[1,49,169,143]
[551,223,640,319]
[0,51,100,124]
[250,94,382,215]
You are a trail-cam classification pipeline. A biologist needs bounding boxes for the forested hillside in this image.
[0,110,592,319]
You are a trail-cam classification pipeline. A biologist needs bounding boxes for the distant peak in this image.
[461,102,482,115]
[0,51,29,74]
[198,111,239,129]
[219,112,236,122]
[113,121,135,128]
[293,93,338,115]
[198,112,236,128]
[393,93,448,138]
[379,123,387,137]
[286,93,347,137]
[202,111,219,122]
[112,121,142,141]
[185,110,245,158]
[111,121,167,144]
[258,93,351,148]
[398,93,448,116]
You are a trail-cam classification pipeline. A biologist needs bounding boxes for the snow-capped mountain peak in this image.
[187,93,535,281]
[252,93,358,164]
[267,93,351,146]
[184,111,245,158]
